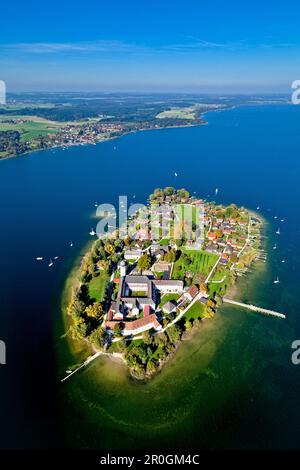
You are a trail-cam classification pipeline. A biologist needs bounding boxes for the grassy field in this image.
[172,249,218,280]
[184,301,205,321]
[88,272,109,302]
[156,106,197,120]
[0,115,63,141]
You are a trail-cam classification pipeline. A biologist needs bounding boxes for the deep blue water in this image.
[0,104,300,449]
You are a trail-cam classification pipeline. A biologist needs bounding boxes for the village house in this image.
[124,248,143,260]
[184,284,199,302]
[106,313,162,336]
[162,301,177,314]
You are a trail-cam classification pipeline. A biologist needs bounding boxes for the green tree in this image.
[137,253,152,271]
[67,298,86,318]
[143,330,153,345]
[114,322,123,337]
[164,186,175,196]
[85,302,103,319]
[166,324,181,343]
[146,359,157,374]
[164,248,177,263]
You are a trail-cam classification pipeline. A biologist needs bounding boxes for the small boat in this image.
[215,188,219,196]
[36,257,43,261]
[276,228,281,235]
[274,276,280,284]
[280,218,285,222]
[281,259,286,263]
[89,228,96,236]
[273,244,277,250]
[114,146,117,150]
[94,202,98,207]
[48,259,54,267]
[66,370,72,374]
[256,206,260,210]
[54,256,59,260]
[274,216,278,219]
[70,241,73,247]
[174,172,178,177]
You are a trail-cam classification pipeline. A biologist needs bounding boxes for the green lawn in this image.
[88,272,109,302]
[172,249,218,280]
[184,301,205,321]
[159,293,180,307]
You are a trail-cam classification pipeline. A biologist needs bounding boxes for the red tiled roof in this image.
[106,314,161,332]
[187,285,199,299]
[144,305,151,317]
[124,314,160,331]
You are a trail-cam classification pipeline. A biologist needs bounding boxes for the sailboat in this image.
[215,188,219,196]
[70,241,73,247]
[274,276,280,284]
[94,202,98,208]
[48,259,54,267]
[36,257,43,261]
[276,228,281,235]
[89,228,96,236]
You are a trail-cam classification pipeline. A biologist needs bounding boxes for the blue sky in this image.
[1,0,300,92]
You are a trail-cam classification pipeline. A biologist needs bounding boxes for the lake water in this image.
[0,104,300,449]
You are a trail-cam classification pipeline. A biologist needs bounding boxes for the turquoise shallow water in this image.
[0,104,300,449]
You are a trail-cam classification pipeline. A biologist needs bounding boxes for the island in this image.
[64,187,264,380]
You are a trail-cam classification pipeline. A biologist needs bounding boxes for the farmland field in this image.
[172,249,218,280]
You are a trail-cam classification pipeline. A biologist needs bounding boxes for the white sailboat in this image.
[70,241,73,247]
[215,188,219,196]
[89,228,96,236]
[94,202,98,208]
[274,276,280,284]
[48,259,54,267]
[276,228,281,235]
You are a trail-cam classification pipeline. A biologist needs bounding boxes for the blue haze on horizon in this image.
[1,0,300,93]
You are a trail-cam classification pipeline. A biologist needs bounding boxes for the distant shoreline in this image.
[0,117,207,163]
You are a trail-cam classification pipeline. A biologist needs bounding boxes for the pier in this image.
[223,298,286,319]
